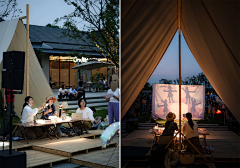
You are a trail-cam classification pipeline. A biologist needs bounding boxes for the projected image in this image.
[152,84,205,120]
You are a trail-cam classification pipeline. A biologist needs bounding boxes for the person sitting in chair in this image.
[68,86,78,100]
[41,95,67,137]
[75,98,94,134]
[20,96,45,138]
[162,112,178,136]
[90,107,102,130]
[58,85,68,100]
[182,112,202,154]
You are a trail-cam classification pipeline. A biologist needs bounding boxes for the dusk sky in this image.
[2,1,203,83]
[147,31,203,85]
[2,0,84,28]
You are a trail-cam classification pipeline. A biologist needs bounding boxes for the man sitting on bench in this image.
[68,86,78,100]
[58,85,68,100]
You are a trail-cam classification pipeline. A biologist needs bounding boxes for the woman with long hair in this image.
[182,112,202,153]
[19,96,45,138]
[21,96,45,123]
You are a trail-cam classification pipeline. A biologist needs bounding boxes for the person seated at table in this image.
[90,107,102,130]
[102,76,107,89]
[19,96,45,139]
[75,98,94,134]
[68,86,78,100]
[77,84,85,99]
[162,112,178,136]
[182,112,202,154]
[41,95,67,137]
[58,85,69,100]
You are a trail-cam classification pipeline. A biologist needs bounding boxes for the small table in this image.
[86,82,93,91]
[13,119,83,144]
[149,128,209,147]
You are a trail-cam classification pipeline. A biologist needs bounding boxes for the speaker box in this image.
[2,51,25,90]
[0,150,26,168]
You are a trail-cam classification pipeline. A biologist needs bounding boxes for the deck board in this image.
[33,137,116,154]
[10,130,104,150]
[72,146,119,168]
[21,150,68,168]
[7,130,119,168]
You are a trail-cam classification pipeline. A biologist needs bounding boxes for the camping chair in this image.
[47,125,59,139]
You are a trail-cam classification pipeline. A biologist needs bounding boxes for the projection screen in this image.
[152,84,205,120]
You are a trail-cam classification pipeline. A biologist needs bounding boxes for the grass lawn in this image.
[66,107,108,119]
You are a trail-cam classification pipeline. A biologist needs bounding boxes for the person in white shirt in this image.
[68,85,78,100]
[103,77,119,125]
[75,98,95,134]
[19,96,45,138]
[21,96,45,123]
[182,112,202,154]
[58,85,68,100]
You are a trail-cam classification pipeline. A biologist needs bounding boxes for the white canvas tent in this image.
[0,18,58,118]
[121,0,240,121]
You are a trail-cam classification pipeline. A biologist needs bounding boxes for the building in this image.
[28,24,116,89]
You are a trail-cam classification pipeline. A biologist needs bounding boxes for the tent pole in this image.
[26,4,29,96]
[178,0,182,151]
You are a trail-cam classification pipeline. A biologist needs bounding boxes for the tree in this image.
[159,79,172,84]
[0,0,22,20]
[46,23,60,29]
[143,82,152,90]
[55,0,119,68]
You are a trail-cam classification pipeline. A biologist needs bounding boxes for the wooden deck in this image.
[196,129,240,162]
[22,150,69,168]
[122,127,240,162]
[4,130,119,168]
[72,146,119,168]
[32,137,117,157]
[8,130,104,151]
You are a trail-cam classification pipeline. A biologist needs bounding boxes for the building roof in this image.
[28,24,104,58]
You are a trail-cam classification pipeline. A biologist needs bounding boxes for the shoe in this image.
[60,133,68,137]
[86,130,91,134]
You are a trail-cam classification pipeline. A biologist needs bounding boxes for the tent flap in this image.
[121,0,240,122]
[1,19,57,118]
[121,0,178,118]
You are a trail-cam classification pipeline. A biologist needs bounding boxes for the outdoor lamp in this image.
[216,110,222,114]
